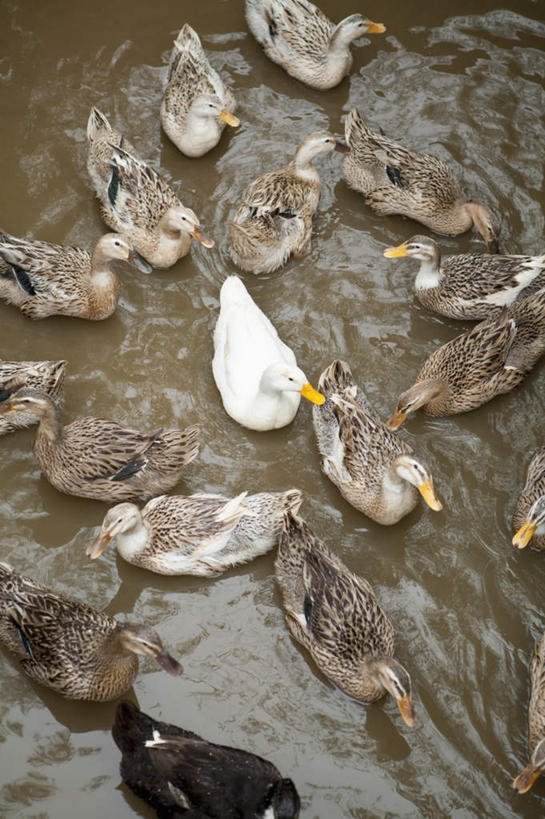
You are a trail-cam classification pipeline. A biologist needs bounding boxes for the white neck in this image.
[415,259,441,290]
[115,519,151,562]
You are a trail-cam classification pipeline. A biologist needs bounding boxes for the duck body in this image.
[0,359,65,435]
[0,564,182,701]
[275,512,416,725]
[86,108,213,268]
[88,489,303,576]
[212,277,324,430]
[384,236,545,320]
[0,231,151,319]
[343,109,500,252]
[512,448,545,551]
[112,701,301,818]
[161,24,239,158]
[0,389,199,502]
[245,0,385,90]
[513,631,545,794]
[313,360,441,524]
[389,290,545,426]
[228,131,349,274]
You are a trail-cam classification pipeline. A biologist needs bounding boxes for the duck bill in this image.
[486,237,500,254]
[190,228,215,249]
[386,410,407,430]
[383,242,409,258]
[397,694,417,727]
[366,20,386,34]
[417,480,443,511]
[0,402,16,415]
[218,109,240,127]
[154,651,184,677]
[86,532,112,560]
[513,764,541,794]
[334,141,351,154]
[300,383,325,405]
[512,519,537,550]
[128,248,153,274]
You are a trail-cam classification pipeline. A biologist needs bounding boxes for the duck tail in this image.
[86,107,112,142]
[318,359,355,399]
[282,489,303,515]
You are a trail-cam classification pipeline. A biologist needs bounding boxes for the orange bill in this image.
[417,480,443,511]
[512,519,537,550]
[397,694,417,727]
[383,242,409,258]
[0,403,16,415]
[300,383,325,405]
[513,764,541,794]
[86,534,112,560]
[367,21,386,34]
[218,109,240,127]
[387,410,407,430]
[191,228,215,249]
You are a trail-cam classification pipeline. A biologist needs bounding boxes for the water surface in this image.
[1,0,545,816]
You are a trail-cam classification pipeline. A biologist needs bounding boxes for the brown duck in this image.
[513,630,545,794]
[388,289,545,428]
[0,359,65,435]
[0,389,199,502]
[275,511,416,727]
[0,563,182,701]
[512,448,545,551]
[343,108,500,252]
[0,231,151,319]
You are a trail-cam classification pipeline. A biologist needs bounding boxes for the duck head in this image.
[117,623,183,676]
[513,496,545,550]
[87,503,143,559]
[392,455,443,511]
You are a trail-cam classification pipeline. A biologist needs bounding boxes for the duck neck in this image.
[291,144,322,182]
[35,399,63,444]
[115,516,151,563]
[329,21,358,53]
[89,247,121,317]
[415,250,442,291]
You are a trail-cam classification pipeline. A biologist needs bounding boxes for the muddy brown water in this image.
[1,0,545,816]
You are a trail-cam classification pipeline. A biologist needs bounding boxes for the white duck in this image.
[212,276,324,430]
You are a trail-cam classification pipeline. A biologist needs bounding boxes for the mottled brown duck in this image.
[0,389,199,502]
[275,512,417,727]
[0,563,182,701]
[343,108,500,252]
[88,489,302,576]
[113,701,300,818]
[161,24,239,157]
[86,107,214,268]
[0,359,65,435]
[384,235,545,320]
[245,0,385,90]
[0,231,151,319]
[388,289,545,428]
[513,630,545,794]
[228,131,349,274]
[512,448,545,551]
[313,360,441,524]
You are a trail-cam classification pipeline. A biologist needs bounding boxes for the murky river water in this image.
[1,0,545,816]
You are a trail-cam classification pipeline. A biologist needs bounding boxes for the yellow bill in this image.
[513,764,541,794]
[367,21,386,34]
[512,519,537,550]
[386,410,406,430]
[417,480,443,512]
[383,242,409,258]
[191,228,215,249]
[218,109,240,128]
[300,382,325,405]
[0,403,16,415]
[397,694,417,727]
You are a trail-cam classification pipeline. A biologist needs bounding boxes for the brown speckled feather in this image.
[529,633,545,753]
[0,360,65,435]
[512,448,545,551]
[275,512,401,702]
